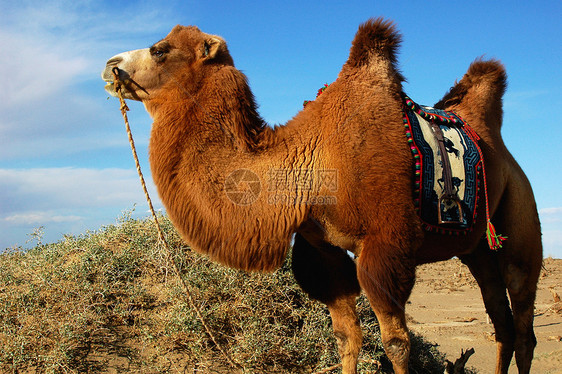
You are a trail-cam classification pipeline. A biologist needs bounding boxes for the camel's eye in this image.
[150,42,170,61]
[151,49,166,59]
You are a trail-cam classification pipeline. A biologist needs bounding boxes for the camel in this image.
[101,18,542,373]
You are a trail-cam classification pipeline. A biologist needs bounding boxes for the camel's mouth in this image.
[101,67,119,97]
[103,79,147,102]
[104,81,118,97]
[102,68,147,101]
[101,66,130,97]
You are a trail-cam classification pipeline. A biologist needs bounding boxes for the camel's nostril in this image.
[106,56,123,67]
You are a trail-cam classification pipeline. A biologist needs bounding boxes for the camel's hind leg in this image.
[461,228,541,374]
[504,256,540,374]
[460,245,516,374]
[291,233,362,374]
[494,182,542,373]
[356,235,416,374]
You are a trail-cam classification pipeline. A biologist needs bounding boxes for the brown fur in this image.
[102,17,542,373]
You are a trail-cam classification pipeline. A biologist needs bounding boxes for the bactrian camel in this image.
[102,18,542,373]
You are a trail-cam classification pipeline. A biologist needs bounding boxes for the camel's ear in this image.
[203,37,222,60]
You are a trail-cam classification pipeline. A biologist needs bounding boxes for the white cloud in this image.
[542,230,562,259]
[0,30,89,107]
[0,166,163,250]
[539,207,562,224]
[5,212,82,225]
[0,167,159,213]
[504,89,550,106]
[539,207,562,214]
[538,207,562,258]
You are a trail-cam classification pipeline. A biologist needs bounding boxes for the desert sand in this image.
[407,257,562,373]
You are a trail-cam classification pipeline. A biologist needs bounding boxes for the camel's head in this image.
[101,25,232,101]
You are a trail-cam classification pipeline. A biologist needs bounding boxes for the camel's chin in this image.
[104,83,118,97]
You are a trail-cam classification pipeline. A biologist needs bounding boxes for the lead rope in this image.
[111,68,243,371]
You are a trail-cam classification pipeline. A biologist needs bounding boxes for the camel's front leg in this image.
[327,295,362,374]
[356,235,416,374]
[291,233,362,373]
[374,308,410,373]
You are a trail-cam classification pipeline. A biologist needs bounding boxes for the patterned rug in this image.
[402,94,482,234]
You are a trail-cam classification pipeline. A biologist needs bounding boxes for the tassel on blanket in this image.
[459,115,508,251]
[486,220,507,250]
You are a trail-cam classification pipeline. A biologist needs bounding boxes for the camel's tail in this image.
[346,17,405,87]
[435,59,507,129]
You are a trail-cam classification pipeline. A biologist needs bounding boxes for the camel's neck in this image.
[147,67,308,271]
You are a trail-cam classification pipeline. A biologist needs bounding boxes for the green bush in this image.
[0,212,447,373]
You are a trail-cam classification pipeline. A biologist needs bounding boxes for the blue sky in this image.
[1,0,561,258]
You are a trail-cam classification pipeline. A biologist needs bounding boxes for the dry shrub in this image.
[0,211,446,373]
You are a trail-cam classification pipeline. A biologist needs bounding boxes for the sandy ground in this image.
[407,257,562,373]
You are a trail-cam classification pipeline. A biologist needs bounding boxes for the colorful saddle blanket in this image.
[402,94,481,233]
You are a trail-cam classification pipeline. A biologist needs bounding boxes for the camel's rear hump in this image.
[435,59,507,130]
